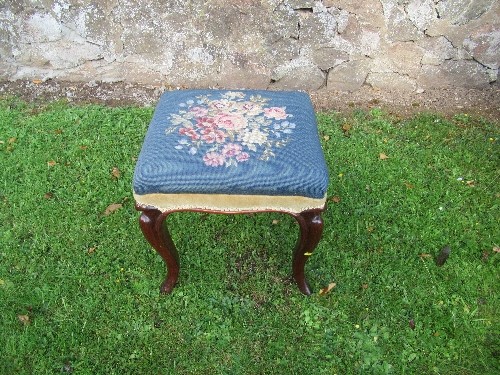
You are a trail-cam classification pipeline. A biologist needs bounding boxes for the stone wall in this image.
[0,0,498,92]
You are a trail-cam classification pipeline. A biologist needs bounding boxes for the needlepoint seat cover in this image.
[133,89,329,213]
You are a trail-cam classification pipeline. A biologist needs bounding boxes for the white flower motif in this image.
[222,91,246,100]
[239,129,268,147]
[234,102,264,116]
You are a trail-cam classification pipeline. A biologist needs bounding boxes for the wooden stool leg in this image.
[137,208,180,294]
[291,209,324,295]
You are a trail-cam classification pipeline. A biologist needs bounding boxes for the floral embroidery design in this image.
[166,91,295,167]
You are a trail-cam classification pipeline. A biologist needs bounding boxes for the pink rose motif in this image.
[222,143,242,157]
[179,127,200,140]
[196,116,217,130]
[214,112,248,131]
[264,107,288,120]
[236,152,250,162]
[203,152,226,167]
[189,106,208,117]
[201,129,226,144]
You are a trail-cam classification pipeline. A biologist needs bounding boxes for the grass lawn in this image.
[0,97,498,374]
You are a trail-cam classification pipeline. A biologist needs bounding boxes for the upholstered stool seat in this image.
[133,89,328,295]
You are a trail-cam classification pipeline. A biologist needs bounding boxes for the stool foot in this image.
[137,207,180,294]
[291,210,324,295]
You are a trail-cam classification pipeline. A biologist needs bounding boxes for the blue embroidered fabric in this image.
[133,90,329,199]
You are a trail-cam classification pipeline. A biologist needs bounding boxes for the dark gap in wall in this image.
[295,8,313,14]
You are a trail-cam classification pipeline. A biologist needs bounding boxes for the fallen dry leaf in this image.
[111,167,121,179]
[32,79,43,84]
[323,135,330,141]
[319,282,336,295]
[419,253,432,260]
[43,192,54,199]
[342,123,352,133]
[54,129,63,135]
[331,196,341,203]
[493,246,500,253]
[379,153,389,160]
[361,283,369,289]
[466,180,475,187]
[18,314,30,325]
[8,137,17,144]
[271,219,280,225]
[103,203,122,216]
[87,246,97,254]
[47,160,57,167]
[79,145,88,150]
[404,181,414,189]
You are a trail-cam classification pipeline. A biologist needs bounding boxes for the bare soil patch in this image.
[1,79,498,120]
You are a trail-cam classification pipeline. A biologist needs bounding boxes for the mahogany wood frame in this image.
[136,204,324,295]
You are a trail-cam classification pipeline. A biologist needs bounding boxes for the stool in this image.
[133,90,329,295]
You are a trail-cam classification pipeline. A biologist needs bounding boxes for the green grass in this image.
[0,98,498,374]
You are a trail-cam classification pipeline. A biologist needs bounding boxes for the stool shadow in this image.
[164,212,299,292]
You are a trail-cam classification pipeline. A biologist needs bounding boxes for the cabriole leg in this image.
[291,209,324,295]
[137,208,180,294]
